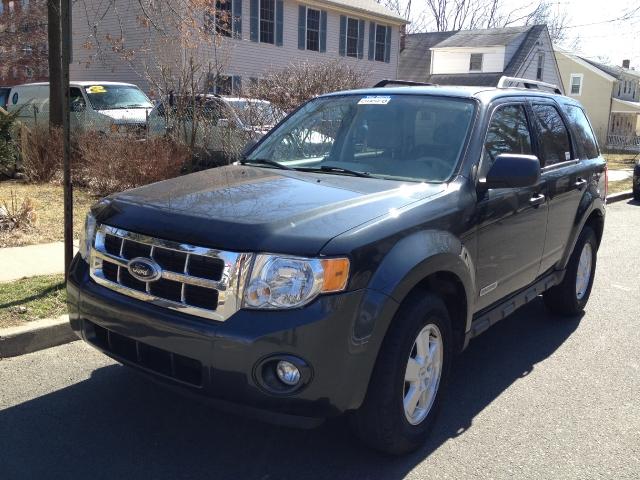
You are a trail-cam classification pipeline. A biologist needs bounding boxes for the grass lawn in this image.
[0,181,97,247]
[608,178,633,194]
[0,274,67,328]
[603,153,639,170]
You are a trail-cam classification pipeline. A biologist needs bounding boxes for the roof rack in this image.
[373,79,433,88]
[497,76,563,95]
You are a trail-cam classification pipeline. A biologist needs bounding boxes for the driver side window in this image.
[482,104,533,177]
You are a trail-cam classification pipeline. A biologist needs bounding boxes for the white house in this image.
[399,25,563,92]
[69,0,408,95]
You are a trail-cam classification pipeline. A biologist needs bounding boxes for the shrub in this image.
[20,126,64,183]
[244,59,370,113]
[0,191,37,232]
[0,109,21,178]
[76,133,190,196]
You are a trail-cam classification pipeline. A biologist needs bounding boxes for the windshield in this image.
[84,85,153,110]
[248,94,475,182]
[228,100,284,127]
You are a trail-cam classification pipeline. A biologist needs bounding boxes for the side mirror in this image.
[481,154,540,189]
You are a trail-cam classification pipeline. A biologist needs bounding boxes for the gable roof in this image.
[398,31,457,81]
[555,50,617,82]
[433,26,530,49]
[580,57,640,80]
[399,25,550,87]
[322,0,408,23]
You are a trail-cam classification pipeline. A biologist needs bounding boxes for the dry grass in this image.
[0,274,66,328]
[0,181,96,247]
[608,178,633,194]
[603,153,639,171]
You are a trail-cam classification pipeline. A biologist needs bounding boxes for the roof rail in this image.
[497,76,563,95]
[373,79,433,88]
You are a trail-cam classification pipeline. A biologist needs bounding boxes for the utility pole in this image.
[61,0,72,279]
[47,0,62,128]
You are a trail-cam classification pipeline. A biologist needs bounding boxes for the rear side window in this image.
[564,105,599,159]
[483,104,533,173]
[531,104,572,165]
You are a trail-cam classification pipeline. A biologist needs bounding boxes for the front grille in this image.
[89,225,252,322]
[85,320,203,387]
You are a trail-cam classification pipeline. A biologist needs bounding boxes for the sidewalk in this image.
[0,241,78,283]
[608,169,633,182]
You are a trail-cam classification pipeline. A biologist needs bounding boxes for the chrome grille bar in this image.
[89,225,253,322]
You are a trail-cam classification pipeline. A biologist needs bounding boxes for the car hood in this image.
[96,108,152,123]
[100,165,446,255]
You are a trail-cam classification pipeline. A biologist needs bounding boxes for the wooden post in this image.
[61,0,73,278]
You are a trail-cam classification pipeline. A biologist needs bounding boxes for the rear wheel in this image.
[544,226,597,316]
[351,292,452,455]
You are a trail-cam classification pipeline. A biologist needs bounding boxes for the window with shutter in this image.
[346,18,359,58]
[306,8,320,51]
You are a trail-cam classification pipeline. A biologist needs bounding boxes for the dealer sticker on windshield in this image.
[86,85,107,94]
[358,96,391,105]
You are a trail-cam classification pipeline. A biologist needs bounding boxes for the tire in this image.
[543,226,598,316]
[633,185,640,202]
[351,292,452,455]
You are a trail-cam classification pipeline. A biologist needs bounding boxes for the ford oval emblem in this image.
[127,257,162,282]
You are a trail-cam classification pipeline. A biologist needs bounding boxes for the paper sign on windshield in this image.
[358,96,391,105]
[86,85,107,94]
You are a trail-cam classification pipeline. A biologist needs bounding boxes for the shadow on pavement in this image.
[0,298,580,480]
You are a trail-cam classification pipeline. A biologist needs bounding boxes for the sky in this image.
[401,0,640,69]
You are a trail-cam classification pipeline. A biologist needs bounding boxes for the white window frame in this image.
[345,16,360,58]
[469,53,483,72]
[305,6,321,52]
[259,0,276,45]
[570,73,583,96]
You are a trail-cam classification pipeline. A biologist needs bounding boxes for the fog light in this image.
[276,360,301,386]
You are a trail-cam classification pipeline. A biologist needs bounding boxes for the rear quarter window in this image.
[531,104,572,166]
[563,105,599,159]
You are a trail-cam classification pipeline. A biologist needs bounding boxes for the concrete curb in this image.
[607,191,634,204]
[0,315,77,358]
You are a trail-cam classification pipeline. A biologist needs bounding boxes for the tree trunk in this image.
[48,0,62,128]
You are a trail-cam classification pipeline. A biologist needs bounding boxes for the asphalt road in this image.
[1,200,639,480]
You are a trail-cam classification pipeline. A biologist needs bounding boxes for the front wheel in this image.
[351,292,452,455]
[544,226,598,316]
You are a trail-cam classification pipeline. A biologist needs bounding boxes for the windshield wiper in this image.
[240,158,293,170]
[297,165,371,178]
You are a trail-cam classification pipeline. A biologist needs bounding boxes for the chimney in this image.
[622,59,630,69]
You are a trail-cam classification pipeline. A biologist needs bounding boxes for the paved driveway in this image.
[1,200,639,480]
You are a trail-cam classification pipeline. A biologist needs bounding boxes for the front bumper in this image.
[68,255,395,422]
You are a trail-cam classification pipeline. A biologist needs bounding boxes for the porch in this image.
[607,99,640,151]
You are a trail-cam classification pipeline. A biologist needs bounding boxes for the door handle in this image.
[574,178,587,190]
[529,193,546,207]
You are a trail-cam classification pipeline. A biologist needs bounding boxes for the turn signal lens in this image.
[321,258,350,293]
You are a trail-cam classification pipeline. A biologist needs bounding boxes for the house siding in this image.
[70,0,402,95]
[555,51,614,145]
[431,47,505,74]
[513,31,561,89]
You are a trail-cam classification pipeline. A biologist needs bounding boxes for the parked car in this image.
[0,86,11,110]
[147,94,253,167]
[6,81,153,135]
[223,97,285,134]
[634,157,640,201]
[68,77,607,455]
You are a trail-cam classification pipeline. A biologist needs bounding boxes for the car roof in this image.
[321,85,580,106]
[12,81,139,88]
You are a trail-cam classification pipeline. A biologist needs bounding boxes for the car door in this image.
[529,101,590,273]
[474,101,548,311]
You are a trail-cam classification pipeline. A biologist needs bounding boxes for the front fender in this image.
[366,230,475,336]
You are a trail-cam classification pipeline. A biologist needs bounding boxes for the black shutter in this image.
[232,0,242,38]
[358,19,365,59]
[298,5,306,50]
[320,10,327,52]
[368,22,375,60]
[232,76,242,93]
[249,0,258,42]
[275,0,284,46]
[339,15,346,56]
[385,26,392,63]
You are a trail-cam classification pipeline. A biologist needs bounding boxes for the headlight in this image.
[78,212,97,261]
[243,254,350,309]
